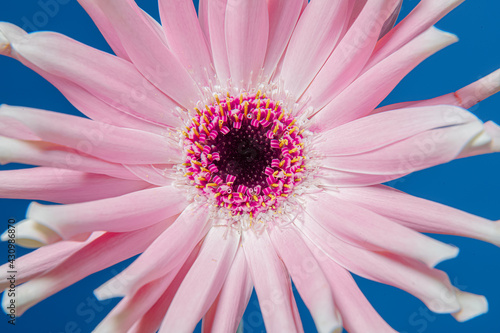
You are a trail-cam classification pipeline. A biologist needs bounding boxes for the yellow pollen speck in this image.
[253,195,259,201]
[205,105,213,116]
[271,183,279,188]
[184,172,194,176]
[202,124,210,135]
[278,110,285,121]
[207,183,218,187]
[257,108,261,121]
[192,118,200,127]
[226,98,232,110]
[246,202,250,208]
[274,101,280,111]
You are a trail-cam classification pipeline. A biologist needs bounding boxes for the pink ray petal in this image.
[207,0,230,85]
[94,203,211,299]
[0,105,181,165]
[262,0,303,79]
[376,68,500,113]
[0,167,150,204]
[1,218,173,316]
[0,137,137,180]
[302,235,397,333]
[304,0,400,111]
[378,0,402,39]
[127,243,202,333]
[366,0,465,70]
[243,230,304,333]
[315,168,407,187]
[198,0,210,48]
[124,164,174,187]
[202,248,253,333]
[159,227,240,332]
[321,119,485,175]
[269,226,343,333]
[95,274,177,333]
[0,233,102,289]
[225,0,269,89]
[0,23,173,133]
[88,0,202,107]
[314,105,477,156]
[76,0,130,60]
[2,29,183,129]
[296,215,462,314]
[26,185,188,242]
[333,185,500,246]
[310,26,457,131]
[304,192,458,268]
[159,0,214,86]
[280,0,349,99]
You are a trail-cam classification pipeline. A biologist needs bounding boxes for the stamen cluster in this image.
[182,92,306,218]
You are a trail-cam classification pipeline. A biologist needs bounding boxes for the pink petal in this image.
[366,0,465,70]
[310,26,457,131]
[0,167,150,204]
[335,185,500,246]
[26,185,188,241]
[1,27,183,129]
[0,137,137,180]
[0,234,100,289]
[76,0,130,60]
[321,120,485,176]
[305,192,458,268]
[0,105,181,165]
[376,68,500,113]
[243,230,304,333]
[95,274,177,333]
[302,235,397,333]
[305,0,400,111]
[269,226,343,333]
[295,215,461,314]
[225,0,269,89]
[315,168,407,187]
[207,0,230,85]
[0,23,171,134]
[262,0,303,78]
[127,244,202,333]
[314,105,477,156]
[378,0,402,39]
[1,220,171,316]
[124,164,174,187]
[198,0,210,47]
[159,227,240,332]
[159,0,214,86]
[202,248,253,333]
[95,203,211,299]
[88,0,202,107]
[280,0,349,99]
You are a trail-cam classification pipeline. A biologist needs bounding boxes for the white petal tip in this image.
[93,283,126,301]
[453,291,488,322]
[5,219,61,248]
[428,244,460,268]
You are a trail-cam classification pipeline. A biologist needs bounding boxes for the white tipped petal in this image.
[1,219,61,248]
[452,290,489,322]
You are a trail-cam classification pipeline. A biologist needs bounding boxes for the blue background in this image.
[0,1,499,332]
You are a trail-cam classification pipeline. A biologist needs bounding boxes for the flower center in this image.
[182,92,306,218]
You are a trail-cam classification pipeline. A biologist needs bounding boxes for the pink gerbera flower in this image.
[1,0,499,332]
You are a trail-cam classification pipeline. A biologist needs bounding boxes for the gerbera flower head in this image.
[0,0,499,332]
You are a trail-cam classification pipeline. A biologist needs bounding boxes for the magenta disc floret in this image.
[182,92,306,218]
